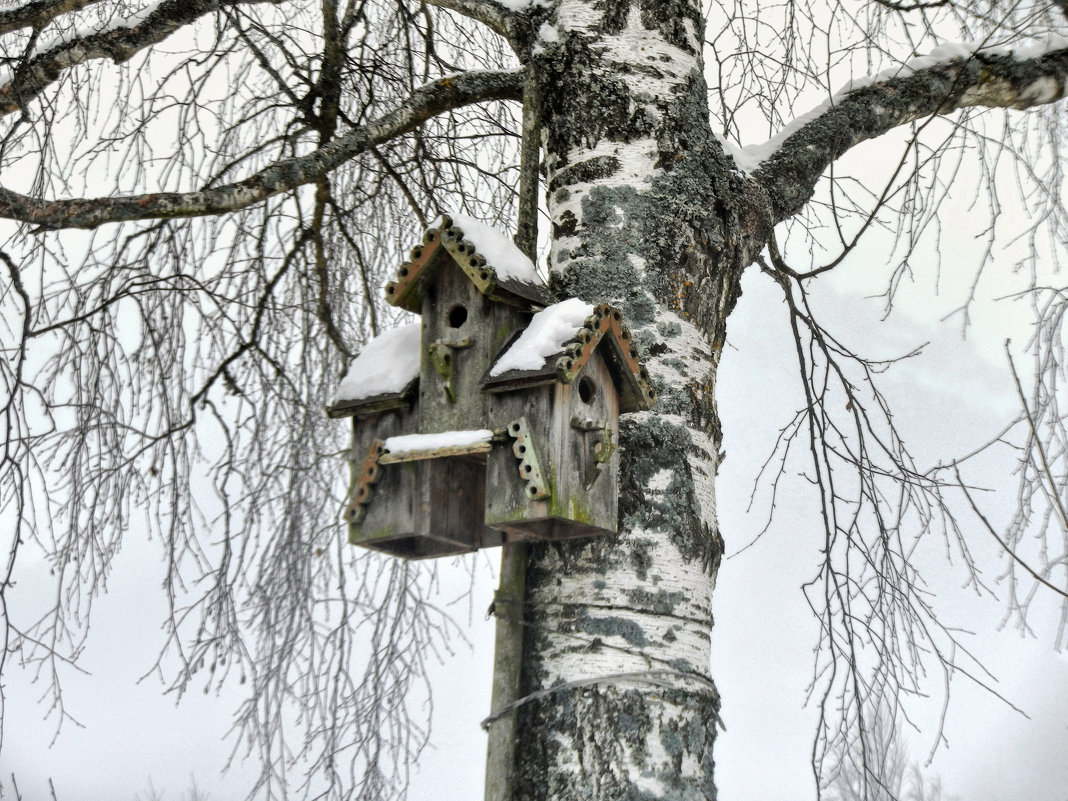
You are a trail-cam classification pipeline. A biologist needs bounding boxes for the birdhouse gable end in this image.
[483,301,657,413]
[384,213,552,313]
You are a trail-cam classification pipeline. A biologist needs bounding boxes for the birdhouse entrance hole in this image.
[448,304,468,328]
[578,376,596,405]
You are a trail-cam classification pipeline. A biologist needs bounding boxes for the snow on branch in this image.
[747,41,1068,224]
[0,0,103,35]
[0,68,524,229]
[0,0,279,116]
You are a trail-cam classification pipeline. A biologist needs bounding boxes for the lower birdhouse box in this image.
[484,347,621,541]
[344,426,504,559]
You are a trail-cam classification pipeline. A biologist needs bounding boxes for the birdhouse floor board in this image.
[491,517,612,542]
[326,392,413,419]
[352,532,476,560]
[380,429,494,462]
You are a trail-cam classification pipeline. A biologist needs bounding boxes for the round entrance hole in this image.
[578,376,596,405]
[448,304,468,328]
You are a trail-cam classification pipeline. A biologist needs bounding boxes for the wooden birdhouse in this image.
[327,213,656,559]
[481,300,655,541]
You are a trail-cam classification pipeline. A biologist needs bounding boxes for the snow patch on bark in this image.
[538,21,559,43]
[19,0,166,58]
[1021,75,1061,104]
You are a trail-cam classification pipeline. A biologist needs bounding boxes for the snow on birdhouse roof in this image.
[484,301,657,413]
[489,298,595,376]
[327,322,421,417]
[385,213,553,312]
[436,212,541,285]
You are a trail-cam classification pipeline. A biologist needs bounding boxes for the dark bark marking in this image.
[549,155,622,194]
[596,0,632,34]
[580,613,649,647]
[639,0,702,53]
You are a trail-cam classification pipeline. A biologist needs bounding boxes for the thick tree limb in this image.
[422,0,515,40]
[0,0,104,35]
[753,47,1068,224]
[0,68,524,229]
[0,0,279,115]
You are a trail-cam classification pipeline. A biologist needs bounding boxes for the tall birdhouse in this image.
[327,213,656,559]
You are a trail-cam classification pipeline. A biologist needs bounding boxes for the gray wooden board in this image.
[326,381,416,419]
[349,409,419,551]
[484,351,619,541]
[418,259,531,434]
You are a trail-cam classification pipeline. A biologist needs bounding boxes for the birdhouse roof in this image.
[483,301,657,413]
[385,213,554,312]
[327,322,421,418]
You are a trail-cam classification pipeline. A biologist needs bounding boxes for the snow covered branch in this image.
[751,44,1068,223]
[0,68,524,229]
[0,0,103,35]
[0,0,279,116]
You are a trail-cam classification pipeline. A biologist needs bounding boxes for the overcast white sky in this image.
[5,191,1068,801]
[2,24,1068,794]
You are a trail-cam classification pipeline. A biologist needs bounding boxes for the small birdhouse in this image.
[327,213,656,559]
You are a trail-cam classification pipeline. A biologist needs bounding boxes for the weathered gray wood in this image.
[325,383,415,418]
[484,384,552,533]
[484,350,619,541]
[417,453,504,551]
[349,409,493,558]
[485,134,540,801]
[379,439,492,463]
[349,230,633,558]
[551,350,619,535]
[419,258,531,435]
[348,408,421,554]
[484,540,528,801]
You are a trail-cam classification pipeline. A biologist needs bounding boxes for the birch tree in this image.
[1,0,1066,799]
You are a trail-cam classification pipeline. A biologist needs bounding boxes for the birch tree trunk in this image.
[514,2,771,796]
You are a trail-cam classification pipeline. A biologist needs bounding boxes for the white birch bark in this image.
[512,2,768,796]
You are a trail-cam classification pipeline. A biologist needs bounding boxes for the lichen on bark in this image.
[512,1,762,797]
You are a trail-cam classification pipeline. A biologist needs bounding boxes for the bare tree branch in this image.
[1005,340,1068,532]
[0,67,523,229]
[754,46,1068,223]
[955,467,1068,601]
[0,0,283,116]
[0,0,103,35]
[422,0,518,41]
